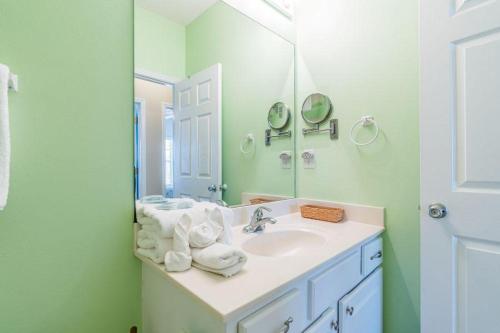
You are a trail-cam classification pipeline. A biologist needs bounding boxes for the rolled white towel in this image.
[206,206,234,245]
[165,214,192,272]
[191,243,247,277]
[188,219,222,248]
[136,201,215,238]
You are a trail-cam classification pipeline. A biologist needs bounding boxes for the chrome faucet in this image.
[243,206,277,233]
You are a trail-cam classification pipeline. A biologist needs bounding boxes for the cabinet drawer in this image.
[303,308,337,333]
[238,289,304,333]
[308,250,362,320]
[362,237,383,276]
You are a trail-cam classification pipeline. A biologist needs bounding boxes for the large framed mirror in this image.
[133,0,295,210]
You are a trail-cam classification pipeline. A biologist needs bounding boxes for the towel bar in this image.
[8,73,18,92]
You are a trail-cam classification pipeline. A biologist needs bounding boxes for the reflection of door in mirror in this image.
[174,64,221,202]
[134,66,222,203]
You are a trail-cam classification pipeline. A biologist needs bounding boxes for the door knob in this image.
[428,203,447,219]
[208,184,217,193]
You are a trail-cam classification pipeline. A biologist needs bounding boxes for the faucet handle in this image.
[253,206,272,219]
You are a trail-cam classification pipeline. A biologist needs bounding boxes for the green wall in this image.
[0,1,140,332]
[296,0,420,332]
[135,4,185,79]
[186,2,295,205]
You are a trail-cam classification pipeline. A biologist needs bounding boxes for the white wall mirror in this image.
[134,0,295,210]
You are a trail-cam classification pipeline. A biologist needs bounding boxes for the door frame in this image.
[134,97,147,199]
[134,70,177,198]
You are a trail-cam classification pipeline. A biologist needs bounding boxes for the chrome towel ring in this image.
[349,116,379,146]
[240,133,255,154]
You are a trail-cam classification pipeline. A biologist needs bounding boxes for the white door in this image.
[174,64,221,202]
[421,1,500,332]
[338,268,382,333]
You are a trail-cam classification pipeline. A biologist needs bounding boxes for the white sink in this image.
[241,229,327,257]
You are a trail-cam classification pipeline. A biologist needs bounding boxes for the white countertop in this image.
[135,202,384,322]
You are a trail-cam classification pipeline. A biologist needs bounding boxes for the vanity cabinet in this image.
[141,235,383,333]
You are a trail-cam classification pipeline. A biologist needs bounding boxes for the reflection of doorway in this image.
[134,74,174,198]
[134,65,221,201]
[162,103,174,198]
[134,99,146,199]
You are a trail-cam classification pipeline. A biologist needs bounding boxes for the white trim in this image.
[161,102,175,197]
[134,68,182,84]
[134,98,148,198]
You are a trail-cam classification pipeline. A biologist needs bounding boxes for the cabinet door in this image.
[339,268,382,333]
[303,308,337,333]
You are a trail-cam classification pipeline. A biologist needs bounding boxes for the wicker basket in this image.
[249,198,274,205]
[300,205,344,223]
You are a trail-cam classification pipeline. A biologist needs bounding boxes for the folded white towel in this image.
[136,201,216,238]
[136,238,172,264]
[164,251,192,272]
[206,206,234,245]
[0,64,11,210]
[188,219,222,248]
[165,214,192,272]
[191,243,247,277]
[192,260,246,278]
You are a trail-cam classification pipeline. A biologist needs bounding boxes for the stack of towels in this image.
[136,197,247,278]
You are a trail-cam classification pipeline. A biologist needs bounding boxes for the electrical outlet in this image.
[301,149,315,169]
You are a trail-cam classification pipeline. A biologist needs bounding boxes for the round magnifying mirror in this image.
[301,93,332,125]
[267,102,291,130]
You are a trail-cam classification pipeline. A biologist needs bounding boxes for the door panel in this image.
[174,64,221,201]
[421,0,500,332]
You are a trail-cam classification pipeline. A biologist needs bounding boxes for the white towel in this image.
[136,238,173,264]
[165,214,192,272]
[206,206,234,245]
[0,64,11,210]
[136,201,215,238]
[191,243,247,277]
[188,219,222,248]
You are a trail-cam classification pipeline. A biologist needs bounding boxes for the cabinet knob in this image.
[278,317,293,333]
[330,319,339,331]
[370,250,382,260]
[346,306,354,316]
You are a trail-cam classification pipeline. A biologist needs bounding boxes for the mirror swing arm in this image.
[265,129,292,146]
[265,101,292,146]
[302,119,338,140]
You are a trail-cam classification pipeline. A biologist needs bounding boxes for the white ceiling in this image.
[136,0,219,26]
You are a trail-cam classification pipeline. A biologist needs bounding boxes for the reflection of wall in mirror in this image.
[186,2,295,206]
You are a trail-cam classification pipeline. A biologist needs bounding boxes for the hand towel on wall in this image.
[0,64,11,210]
